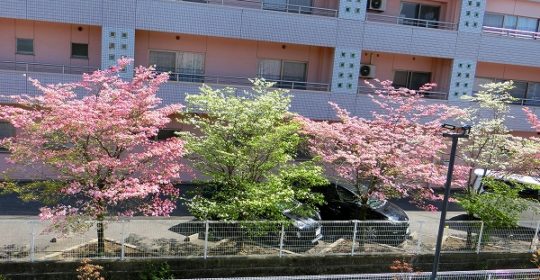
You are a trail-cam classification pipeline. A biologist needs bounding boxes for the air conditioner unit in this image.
[368,0,386,12]
[359,64,376,79]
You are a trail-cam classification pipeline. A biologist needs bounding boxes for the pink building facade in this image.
[1,0,540,180]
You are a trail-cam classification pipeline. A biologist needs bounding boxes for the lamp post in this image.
[430,124,471,280]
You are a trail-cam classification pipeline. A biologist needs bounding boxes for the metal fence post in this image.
[30,221,36,262]
[120,220,125,260]
[203,221,209,259]
[416,221,425,254]
[279,224,285,257]
[476,221,485,254]
[530,220,540,252]
[351,220,358,256]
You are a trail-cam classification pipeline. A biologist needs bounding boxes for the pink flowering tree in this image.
[300,81,465,217]
[520,108,540,176]
[0,59,186,254]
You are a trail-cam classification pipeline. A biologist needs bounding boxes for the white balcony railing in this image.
[167,0,339,17]
[482,26,540,40]
[165,71,331,91]
[0,61,331,93]
[0,61,98,75]
[366,13,458,31]
[357,85,449,100]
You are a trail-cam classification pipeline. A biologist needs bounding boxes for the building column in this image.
[338,0,367,20]
[448,59,478,100]
[101,27,135,78]
[448,0,486,100]
[331,48,362,93]
[457,0,486,33]
[101,0,136,78]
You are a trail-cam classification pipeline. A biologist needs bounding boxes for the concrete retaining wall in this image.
[0,252,535,279]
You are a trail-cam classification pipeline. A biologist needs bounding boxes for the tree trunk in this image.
[97,217,105,256]
[465,225,474,249]
[357,203,369,251]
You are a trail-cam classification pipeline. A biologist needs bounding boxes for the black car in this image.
[313,181,410,245]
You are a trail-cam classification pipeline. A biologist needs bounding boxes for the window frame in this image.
[258,59,309,89]
[71,43,89,59]
[399,1,442,28]
[258,59,308,81]
[483,12,540,32]
[0,122,15,153]
[392,70,432,91]
[16,38,34,55]
[474,76,540,105]
[148,49,206,83]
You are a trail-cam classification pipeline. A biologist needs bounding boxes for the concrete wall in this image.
[0,253,535,280]
[486,0,540,17]
[476,62,540,82]
[0,18,101,69]
[134,31,334,84]
[359,51,452,92]
[362,21,458,58]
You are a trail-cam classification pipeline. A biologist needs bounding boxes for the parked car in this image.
[472,168,540,201]
[312,181,410,245]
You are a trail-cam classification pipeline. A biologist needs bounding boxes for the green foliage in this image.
[458,177,533,228]
[459,81,522,190]
[0,180,64,205]
[138,262,174,280]
[180,79,328,221]
[457,81,537,227]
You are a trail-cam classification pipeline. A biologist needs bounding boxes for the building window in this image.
[0,122,15,152]
[399,2,441,28]
[258,59,307,90]
[16,38,34,55]
[393,71,431,90]
[474,77,540,106]
[149,50,205,83]
[71,43,89,59]
[484,12,540,32]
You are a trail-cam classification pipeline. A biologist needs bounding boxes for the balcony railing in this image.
[357,85,449,100]
[0,62,330,92]
[166,72,331,91]
[366,13,458,30]
[0,61,98,75]
[482,26,540,40]
[168,0,338,17]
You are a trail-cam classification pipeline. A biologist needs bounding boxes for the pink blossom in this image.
[0,60,188,226]
[299,80,466,210]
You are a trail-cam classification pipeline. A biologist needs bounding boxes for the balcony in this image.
[0,61,330,96]
[165,71,330,91]
[366,13,457,30]
[482,26,540,40]
[165,0,338,17]
[0,61,98,75]
[357,84,448,100]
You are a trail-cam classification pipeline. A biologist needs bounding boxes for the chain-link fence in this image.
[0,219,539,262]
[180,269,540,280]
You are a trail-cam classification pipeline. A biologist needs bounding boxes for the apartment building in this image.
[1,0,540,149]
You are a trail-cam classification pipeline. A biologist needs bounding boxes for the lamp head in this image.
[441,123,472,138]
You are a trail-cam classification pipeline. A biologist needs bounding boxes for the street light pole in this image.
[430,124,471,280]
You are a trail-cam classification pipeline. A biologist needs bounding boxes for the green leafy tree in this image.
[180,79,327,221]
[459,177,532,228]
[458,81,535,229]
